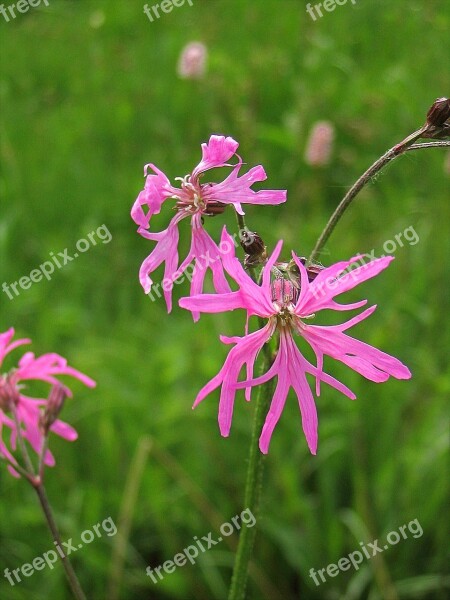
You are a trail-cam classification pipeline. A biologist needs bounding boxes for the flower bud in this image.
[288,257,324,284]
[39,384,68,435]
[0,377,19,412]
[426,97,450,127]
[240,230,265,255]
[240,230,267,268]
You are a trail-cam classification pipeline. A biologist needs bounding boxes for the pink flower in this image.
[131,135,287,316]
[177,41,208,79]
[304,121,335,167]
[179,228,411,454]
[0,328,96,477]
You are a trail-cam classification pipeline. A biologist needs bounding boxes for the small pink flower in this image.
[0,328,96,477]
[179,228,411,454]
[131,135,286,317]
[304,121,335,167]
[177,41,208,79]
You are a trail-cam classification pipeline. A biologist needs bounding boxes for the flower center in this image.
[173,175,226,216]
[271,277,299,327]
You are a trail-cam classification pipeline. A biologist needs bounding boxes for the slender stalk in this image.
[11,402,36,475]
[406,140,450,151]
[10,403,87,600]
[307,126,427,265]
[38,434,49,481]
[33,484,87,600]
[228,372,275,600]
[227,211,277,599]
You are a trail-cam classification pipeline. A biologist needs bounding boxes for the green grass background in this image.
[0,0,449,598]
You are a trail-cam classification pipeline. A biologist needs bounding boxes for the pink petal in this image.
[138,213,184,308]
[50,419,78,442]
[192,135,239,177]
[220,228,275,317]
[301,307,412,382]
[204,163,286,207]
[0,328,31,367]
[192,325,273,439]
[296,255,394,316]
[258,345,290,453]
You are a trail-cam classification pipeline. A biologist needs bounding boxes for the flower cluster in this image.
[132,135,411,453]
[0,328,95,477]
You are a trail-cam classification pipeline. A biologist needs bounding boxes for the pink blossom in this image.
[131,135,286,317]
[304,121,335,167]
[0,328,96,477]
[179,228,411,454]
[177,41,208,79]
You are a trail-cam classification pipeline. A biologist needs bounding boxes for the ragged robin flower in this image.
[179,228,411,454]
[131,135,286,317]
[0,328,95,477]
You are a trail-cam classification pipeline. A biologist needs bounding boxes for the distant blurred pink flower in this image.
[444,150,450,175]
[0,328,96,477]
[177,41,208,79]
[304,121,335,167]
[179,228,411,454]
[131,135,286,317]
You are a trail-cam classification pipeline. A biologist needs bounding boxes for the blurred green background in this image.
[0,0,449,599]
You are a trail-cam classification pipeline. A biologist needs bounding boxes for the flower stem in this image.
[307,126,427,265]
[228,364,275,600]
[10,403,87,600]
[406,140,450,151]
[33,484,87,600]
[228,211,278,599]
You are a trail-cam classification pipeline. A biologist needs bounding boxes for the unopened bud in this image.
[39,384,68,434]
[240,230,265,255]
[426,97,450,127]
[0,377,19,412]
[240,230,267,268]
[288,257,324,285]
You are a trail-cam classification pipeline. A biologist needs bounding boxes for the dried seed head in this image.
[426,97,450,127]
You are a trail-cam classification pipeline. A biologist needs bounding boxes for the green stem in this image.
[10,403,87,600]
[228,209,277,599]
[307,126,426,265]
[33,485,87,600]
[228,371,275,600]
